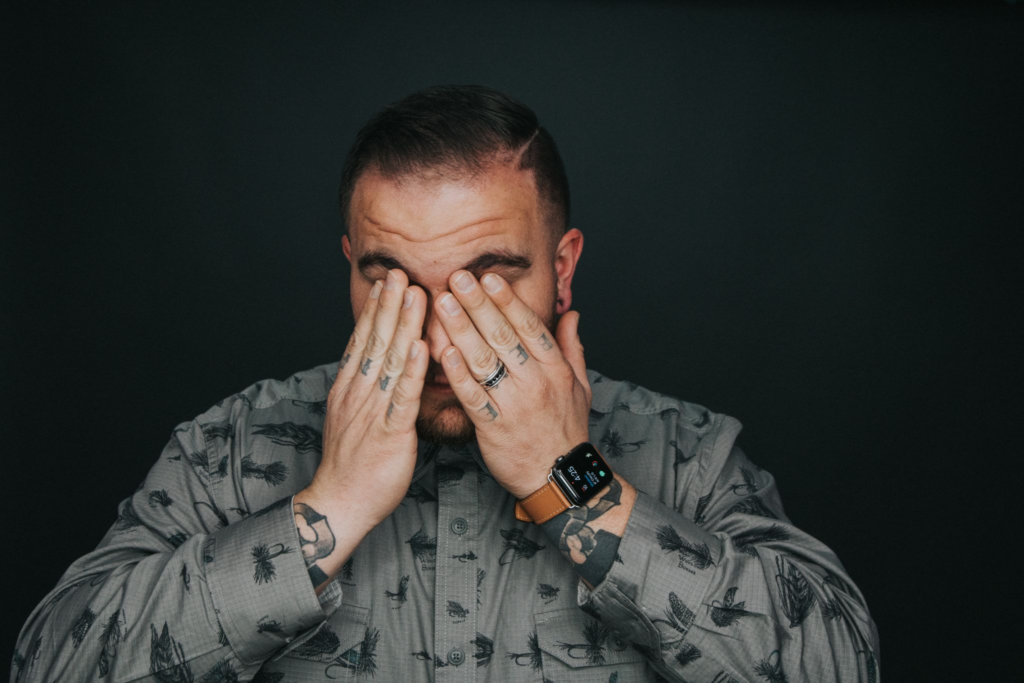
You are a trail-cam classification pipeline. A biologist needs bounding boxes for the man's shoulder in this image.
[185,359,339,434]
[586,367,729,438]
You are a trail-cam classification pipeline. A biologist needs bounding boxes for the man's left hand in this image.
[436,269,591,499]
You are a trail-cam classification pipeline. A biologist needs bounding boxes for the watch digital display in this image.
[552,443,613,506]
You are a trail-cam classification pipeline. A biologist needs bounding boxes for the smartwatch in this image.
[514,442,614,524]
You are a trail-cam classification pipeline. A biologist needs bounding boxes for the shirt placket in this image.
[434,447,480,682]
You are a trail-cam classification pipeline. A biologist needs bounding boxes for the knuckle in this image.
[492,321,518,349]
[365,328,387,357]
[347,329,364,353]
[471,345,497,370]
[383,347,403,374]
[519,311,545,339]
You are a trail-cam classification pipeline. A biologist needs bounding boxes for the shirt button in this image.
[448,647,465,665]
[610,635,627,651]
[450,517,468,535]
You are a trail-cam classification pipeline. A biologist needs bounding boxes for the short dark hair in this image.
[338,84,570,244]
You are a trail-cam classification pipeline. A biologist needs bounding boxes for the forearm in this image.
[537,472,637,590]
[293,487,376,597]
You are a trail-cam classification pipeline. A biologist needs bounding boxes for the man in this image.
[13,85,880,683]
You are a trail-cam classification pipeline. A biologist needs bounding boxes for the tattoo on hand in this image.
[360,358,372,375]
[294,502,336,588]
[481,402,498,420]
[539,333,554,351]
[341,352,351,368]
[540,479,623,587]
[379,374,390,390]
[513,343,529,364]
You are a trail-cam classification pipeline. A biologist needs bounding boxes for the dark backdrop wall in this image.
[3,2,1021,680]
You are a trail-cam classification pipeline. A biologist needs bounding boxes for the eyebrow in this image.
[356,248,532,287]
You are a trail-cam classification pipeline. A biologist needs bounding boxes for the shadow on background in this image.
[3,1,1021,680]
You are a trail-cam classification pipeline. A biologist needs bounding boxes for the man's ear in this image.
[554,228,584,315]
[342,234,352,264]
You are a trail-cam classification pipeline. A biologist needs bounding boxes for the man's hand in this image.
[295,269,428,592]
[434,269,591,499]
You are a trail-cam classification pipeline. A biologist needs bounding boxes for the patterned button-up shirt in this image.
[13,361,880,683]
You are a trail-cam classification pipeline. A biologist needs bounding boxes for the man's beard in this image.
[415,294,560,446]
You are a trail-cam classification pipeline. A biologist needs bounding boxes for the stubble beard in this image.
[414,295,560,446]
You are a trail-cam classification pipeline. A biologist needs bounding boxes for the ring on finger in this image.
[478,358,507,391]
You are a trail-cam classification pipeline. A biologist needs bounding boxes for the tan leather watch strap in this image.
[514,478,574,524]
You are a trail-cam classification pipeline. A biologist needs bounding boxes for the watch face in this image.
[552,442,613,506]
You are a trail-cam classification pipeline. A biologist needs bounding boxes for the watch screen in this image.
[554,443,613,505]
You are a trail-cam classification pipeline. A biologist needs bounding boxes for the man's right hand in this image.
[294,268,428,593]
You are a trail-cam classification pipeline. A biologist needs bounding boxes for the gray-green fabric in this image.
[13,362,880,682]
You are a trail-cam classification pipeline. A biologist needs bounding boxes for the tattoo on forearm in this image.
[294,502,336,588]
[539,333,554,351]
[513,343,529,364]
[540,479,623,587]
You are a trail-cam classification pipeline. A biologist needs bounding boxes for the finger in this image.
[557,310,590,397]
[441,346,503,425]
[375,285,426,396]
[335,279,384,387]
[383,338,429,430]
[435,290,515,386]
[478,272,563,366]
[354,269,409,386]
[446,270,533,377]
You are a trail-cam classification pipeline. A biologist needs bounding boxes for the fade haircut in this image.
[338,84,570,245]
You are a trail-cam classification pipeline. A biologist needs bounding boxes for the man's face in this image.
[342,161,581,445]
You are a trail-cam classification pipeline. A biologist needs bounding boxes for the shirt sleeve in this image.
[10,418,344,683]
[576,414,881,683]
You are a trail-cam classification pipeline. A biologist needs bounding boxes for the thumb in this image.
[557,311,589,390]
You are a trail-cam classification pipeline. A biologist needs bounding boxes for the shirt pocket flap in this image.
[270,602,370,663]
[535,607,646,669]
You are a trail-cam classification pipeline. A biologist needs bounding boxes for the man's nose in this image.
[422,297,453,364]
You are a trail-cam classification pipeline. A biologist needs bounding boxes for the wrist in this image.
[295,485,379,538]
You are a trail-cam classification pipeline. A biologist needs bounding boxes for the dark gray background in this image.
[3,1,1021,680]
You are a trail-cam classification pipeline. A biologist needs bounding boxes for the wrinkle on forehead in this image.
[370,216,510,245]
[350,163,543,250]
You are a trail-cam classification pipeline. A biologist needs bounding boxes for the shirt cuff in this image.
[576,488,718,653]
[206,494,344,666]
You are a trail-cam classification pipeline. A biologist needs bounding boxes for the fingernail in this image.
[385,270,398,290]
[403,289,414,308]
[409,341,420,359]
[370,280,383,299]
[440,293,460,316]
[445,348,461,366]
[482,273,502,293]
[453,271,474,292]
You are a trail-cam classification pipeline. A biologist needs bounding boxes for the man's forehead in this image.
[349,166,543,282]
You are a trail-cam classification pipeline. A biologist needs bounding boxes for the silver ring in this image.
[478,358,507,391]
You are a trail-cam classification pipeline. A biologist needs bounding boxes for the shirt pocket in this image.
[535,607,651,682]
[266,602,371,679]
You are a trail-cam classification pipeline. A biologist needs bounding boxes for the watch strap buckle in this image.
[514,471,577,524]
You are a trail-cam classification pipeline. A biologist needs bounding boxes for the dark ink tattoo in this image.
[481,402,498,420]
[360,357,372,375]
[539,333,554,350]
[379,374,390,390]
[539,479,624,586]
[387,401,395,419]
[513,343,529,364]
[341,352,351,368]
[294,502,336,588]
